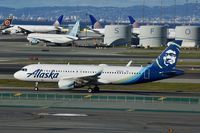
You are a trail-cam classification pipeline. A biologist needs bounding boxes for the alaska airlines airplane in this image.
[14,40,183,92]
[27,21,80,45]
[2,15,64,34]
[0,16,13,31]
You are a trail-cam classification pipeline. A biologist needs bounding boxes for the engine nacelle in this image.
[58,79,75,90]
[28,38,40,45]
[10,29,21,34]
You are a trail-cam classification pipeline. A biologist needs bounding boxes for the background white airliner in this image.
[0,16,13,31]
[2,15,64,34]
[14,40,183,93]
[27,21,80,45]
[88,14,140,36]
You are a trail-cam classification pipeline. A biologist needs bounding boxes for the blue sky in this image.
[0,0,197,8]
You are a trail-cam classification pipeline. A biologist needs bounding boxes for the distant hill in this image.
[0,3,199,21]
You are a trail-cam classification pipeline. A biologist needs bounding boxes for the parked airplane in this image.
[128,16,140,35]
[27,21,80,45]
[2,15,64,34]
[0,16,13,31]
[128,16,176,39]
[88,14,105,35]
[14,40,183,93]
[88,14,140,36]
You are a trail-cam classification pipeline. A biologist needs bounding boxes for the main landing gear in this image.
[34,82,39,91]
[87,85,100,93]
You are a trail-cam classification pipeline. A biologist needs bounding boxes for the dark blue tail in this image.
[151,40,182,71]
[128,16,135,24]
[57,15,63,25]
[53,15,63,26]
[89,14,97,29]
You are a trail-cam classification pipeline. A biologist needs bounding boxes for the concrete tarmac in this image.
[0,41,200,63]
[0,107,200,133]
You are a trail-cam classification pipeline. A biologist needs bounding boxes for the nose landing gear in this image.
[34,82,39,91]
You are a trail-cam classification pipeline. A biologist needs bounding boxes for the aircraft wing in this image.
[87,27,104,36]
[18,26,33,34]
[30,36,68,44]
[58,69,103,89]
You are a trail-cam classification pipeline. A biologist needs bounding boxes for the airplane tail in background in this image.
[53,15,63,27]
[151,40,182,71]
[68,21,80,37]
[1,16,13,28]
[89,14,102,29]
[128,16,135,25]
[128,16,140,28]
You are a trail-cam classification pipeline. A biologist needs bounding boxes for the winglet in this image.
[126,60,133,67]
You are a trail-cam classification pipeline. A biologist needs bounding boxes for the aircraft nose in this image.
[14,71,21,80]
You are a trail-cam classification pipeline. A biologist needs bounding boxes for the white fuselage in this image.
[3,25,61,34]
[89,28,105,35]
[14,64,143,85]
[27,33,76,44]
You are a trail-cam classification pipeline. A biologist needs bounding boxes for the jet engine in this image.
[58,79,75,90]
[28,38,40,44]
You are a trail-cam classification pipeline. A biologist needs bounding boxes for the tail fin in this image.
[2,16,13,27]
[89,14,102,29]
[128,16,140,28]
[89,14,97,29]
[53,15,63,27]
[68,21,80,37]
[151,40,182,71]
[128,16,135,25]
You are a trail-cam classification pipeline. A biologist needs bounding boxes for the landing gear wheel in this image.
[94,86,100,92]
[88,88,93,93]
[34,87,39,91]
[34,82,39,91]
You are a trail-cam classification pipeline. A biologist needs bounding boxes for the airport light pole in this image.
[142,0,145,24]
[174,0,177,24]
[160,0,163,24]
[186,0,189,25]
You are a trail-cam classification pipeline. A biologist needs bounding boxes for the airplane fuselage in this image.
[14,64,183,85]
[27,33,76,44]
[3,25,61,34]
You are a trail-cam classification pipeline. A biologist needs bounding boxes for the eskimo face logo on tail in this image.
[4,19,11,26]
[27,69,59,79]
[163,49,177,66]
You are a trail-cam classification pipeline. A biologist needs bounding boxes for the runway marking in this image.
[40,106,50,109]
[84,94,92,99]
[158,96,167,101]
[37,113,88,117]
[14,92,22,96]
[127,109,134,112]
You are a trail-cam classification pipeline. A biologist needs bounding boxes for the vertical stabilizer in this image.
[89,14,102,29]
[68,21,80,37]
[53,15,63,27]
[151,40,182,71]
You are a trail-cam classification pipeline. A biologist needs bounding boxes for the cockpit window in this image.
[21,68,27,71]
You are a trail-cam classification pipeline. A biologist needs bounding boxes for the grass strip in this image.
[0,79,199,92]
